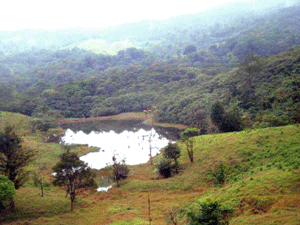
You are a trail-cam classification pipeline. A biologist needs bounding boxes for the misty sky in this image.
[0,0,254,31]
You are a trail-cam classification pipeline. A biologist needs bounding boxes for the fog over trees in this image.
[0,0,299,131]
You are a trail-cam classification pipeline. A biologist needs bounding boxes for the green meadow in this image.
[0,111,299,224]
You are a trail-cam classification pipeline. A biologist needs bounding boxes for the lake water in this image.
[61,120,181,170]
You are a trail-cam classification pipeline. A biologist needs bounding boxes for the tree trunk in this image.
[70,192,75,211]
[41,182,44,197]
[188,151,194,163]
[115,175,119,187]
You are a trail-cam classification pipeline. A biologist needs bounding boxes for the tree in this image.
[0,125,33,189]
[210,102,225,130]
[52,152,96,211]
[210,102,242,132]
[163,142,181,174]
[220,108,241,132]
[180,128,200,163]
[0,175,16,212]
[112,155,129,187]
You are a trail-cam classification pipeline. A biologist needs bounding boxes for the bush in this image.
[157,158,172,178]
[186,199,233,225]
[213,162,227,186]
[0,175,16,211]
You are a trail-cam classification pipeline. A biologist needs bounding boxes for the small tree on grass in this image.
[0,175,16,212]
[180,128,200,163]
[112,155,129,187]
[0,125,33,189]
[52,152,96,211]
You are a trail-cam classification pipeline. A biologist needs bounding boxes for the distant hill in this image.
[0,0,300,130]
[0,0,299,58]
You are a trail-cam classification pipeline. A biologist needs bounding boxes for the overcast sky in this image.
[0,0,282,31]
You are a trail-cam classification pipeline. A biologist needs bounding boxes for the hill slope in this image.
[1,111,299,224]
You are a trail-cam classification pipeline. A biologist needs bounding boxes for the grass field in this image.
[68,39,139,55]
[1,111,299,224]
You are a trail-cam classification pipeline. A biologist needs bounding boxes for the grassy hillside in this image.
[73,39,139,55]
[1,111,299,224]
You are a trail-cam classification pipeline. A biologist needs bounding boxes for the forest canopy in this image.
[0,2,300,132]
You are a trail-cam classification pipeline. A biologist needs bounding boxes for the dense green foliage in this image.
[158,142,181,178]
[210,102,242,132]
[163,142,181,168]
[186,199,233,225]
[0,175,16,211]
[1,46,299,131]
[0,3,299,137]
[157,158,172,179]
[0,126,33,189]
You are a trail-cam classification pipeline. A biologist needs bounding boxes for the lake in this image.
[61,120,181,170]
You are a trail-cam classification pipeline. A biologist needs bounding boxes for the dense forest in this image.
[0,0,300,133]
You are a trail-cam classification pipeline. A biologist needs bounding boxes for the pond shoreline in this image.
[58,112,188,130]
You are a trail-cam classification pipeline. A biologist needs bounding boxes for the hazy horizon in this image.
[0,0,271,32]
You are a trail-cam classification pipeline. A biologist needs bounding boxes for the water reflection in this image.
[97,185,112,192]
[62,120,181,169]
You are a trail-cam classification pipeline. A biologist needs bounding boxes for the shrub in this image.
[186,199,233,225]
[157,158,172,178]
[213,163,227,186]
[0,175,16,211]
[163,143,181,174]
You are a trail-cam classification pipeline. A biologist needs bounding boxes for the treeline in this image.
[1,46,299,133]
[0,3,300,132]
